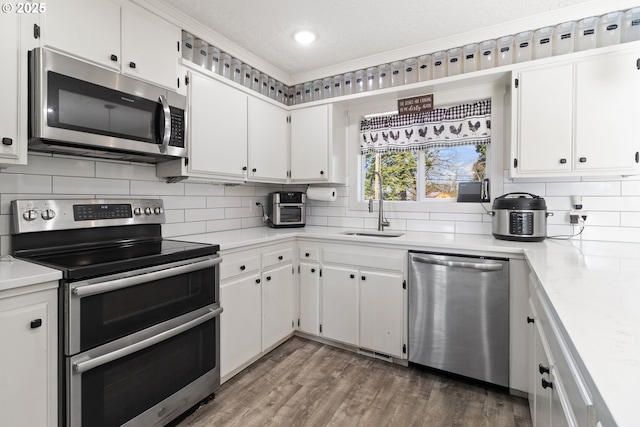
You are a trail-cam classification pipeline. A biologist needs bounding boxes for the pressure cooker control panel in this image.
[509,212,534,235]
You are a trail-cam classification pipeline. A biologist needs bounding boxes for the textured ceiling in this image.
[161,0,596,77]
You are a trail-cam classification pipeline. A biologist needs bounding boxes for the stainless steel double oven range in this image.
[11,199,222,427]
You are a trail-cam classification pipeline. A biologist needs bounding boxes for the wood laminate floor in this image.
[175,337,533,427]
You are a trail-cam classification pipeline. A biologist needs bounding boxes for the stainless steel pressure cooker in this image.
[490,193,552,242]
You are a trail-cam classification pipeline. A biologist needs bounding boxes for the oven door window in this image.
[279,206,302,223]
[76,265,216,353]
[78,317,216,427]
[47,71,160,144]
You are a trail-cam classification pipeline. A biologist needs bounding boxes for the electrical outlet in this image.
[569,213,579,224]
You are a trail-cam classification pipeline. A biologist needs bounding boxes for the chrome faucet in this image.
[368,171,390,231]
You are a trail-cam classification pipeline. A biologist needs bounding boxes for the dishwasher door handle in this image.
[411,255,504,272]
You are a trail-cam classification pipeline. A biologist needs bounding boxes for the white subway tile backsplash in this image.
[164,209,185,223]
[502,183,546,196]
[207,218,242,232]
[96,161,157,181]
[312,206,346,217]
[581,225,640,243]
[130,179,183,196]
[241,217,265,228]
[582,196,640,212]
[455,221,492,235]
[207,196,243,208]
[185,208,225,222]
[162,196,207,210]
[546,181,620,197]
[0,214,9,235]
[622,181,640,196]
[306,216,328,226]
[430,212,483,222]
[225,207,255,219]
[0,235,10,256]
[621,212,640,227]
[2,154,95,177]
[224,185,256,197]
[406,220,455,233]
[0,174,51,194]
[185,183,225,196]
[53,176,129,195]
[327,216,365,228]
[162,221,207,238]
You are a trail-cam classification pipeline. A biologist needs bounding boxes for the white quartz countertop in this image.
[0,256,62,292]
[175,225,639,426]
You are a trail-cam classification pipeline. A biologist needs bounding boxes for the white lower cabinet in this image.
[220,272,262,379]
[528,274,595,427]
[359,270,404,358]
[320,265,359,346]
[0,283,57,427]
[262,263,295,350]
[298,261,320,335]
[219,243,295,381]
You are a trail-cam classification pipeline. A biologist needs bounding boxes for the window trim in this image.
[347,85,505,215]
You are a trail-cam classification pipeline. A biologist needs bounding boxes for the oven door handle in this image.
[72,257,222,297]
[411,255,504,271]
[73,306,223,374]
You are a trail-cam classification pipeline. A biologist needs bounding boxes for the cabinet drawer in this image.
[299,247,320,262]
[535,288,593,426]
[323,248,404,271]
[262,248,293,268]
[221,255,261,280]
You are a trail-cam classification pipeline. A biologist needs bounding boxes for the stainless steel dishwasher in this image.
[408,251,509,388]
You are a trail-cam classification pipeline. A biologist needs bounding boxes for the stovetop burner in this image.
[10,199,218,280]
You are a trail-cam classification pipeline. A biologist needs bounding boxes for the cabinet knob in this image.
[527,316,535,324]
[311,268,316,273]
[2,137,13,146]
[361,275,366,281]
[278,255,283,260]
[320,170,324,175]
[305,252,310,257]
[240,265,246,271]
[635,151,639,164]
[541,378,553,389]
[559,158,567,164]
[266,276,272,281]
[349,274,355,279]
[242,166,247,171]
[252,168,257,173]
[30,319,42,329]
[538,364,550,375]
[513,158,518,168]
[110,54,118,62]
[129,61,136,69]
[579,157,587,163]
[255,279,261,284]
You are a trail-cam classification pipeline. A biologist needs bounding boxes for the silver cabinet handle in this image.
[73,306,223,374]
[411,255,503,271]
[73,257,222,297]
[158,94,171,154]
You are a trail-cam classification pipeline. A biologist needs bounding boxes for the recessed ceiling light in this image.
[294,31,316,45]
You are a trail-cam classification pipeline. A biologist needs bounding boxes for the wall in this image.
[0,153,289,255]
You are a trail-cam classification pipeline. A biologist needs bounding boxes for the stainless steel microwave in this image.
[29,48,187,163]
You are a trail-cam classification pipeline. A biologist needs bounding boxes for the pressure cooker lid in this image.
[492,192,547,210]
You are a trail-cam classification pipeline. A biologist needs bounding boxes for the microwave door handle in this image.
[158,94,171,154]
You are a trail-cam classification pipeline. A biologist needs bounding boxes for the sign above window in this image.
[397,94,433,116]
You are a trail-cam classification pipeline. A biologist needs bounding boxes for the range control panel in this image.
[11,199,165,234]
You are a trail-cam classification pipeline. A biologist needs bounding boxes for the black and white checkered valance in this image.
[360,99,491,154]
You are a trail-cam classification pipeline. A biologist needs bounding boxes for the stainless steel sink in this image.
[341,230,404,238]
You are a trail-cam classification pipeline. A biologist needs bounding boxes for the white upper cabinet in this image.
[40,0,179,90]
[290,104,346,184]
[247,98,289,183]
[185,71,248,181]
[41,0,121,71]
[512,48,640,177]
[121,2,180,90]
[0,9,32,165]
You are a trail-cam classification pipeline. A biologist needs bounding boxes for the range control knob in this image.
[133,207,142,216]
[154,207,163,215]
[23,210,38,221]
[144,207,152,215]
[41,209,56,220]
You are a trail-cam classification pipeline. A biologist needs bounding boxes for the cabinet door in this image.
[574,51,640,173]
[262,263,295,350]
[534,322,553,427]
[188,72,248,180]
[513,64,573,175]
[0,11,21,163]
[42,0,120,70]
[220,273,262,379]
[247,98,289,182]
[359,270,404,357]
[121,2,179,90]
[298,262,320,335]
[290,105,329,182]
[321,265,358,346]
[0,289,56,427]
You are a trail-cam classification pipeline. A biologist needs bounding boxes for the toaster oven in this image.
[268,192,306,228]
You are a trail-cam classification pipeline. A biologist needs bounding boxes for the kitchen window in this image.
[360,100,491,201]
